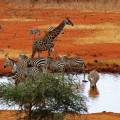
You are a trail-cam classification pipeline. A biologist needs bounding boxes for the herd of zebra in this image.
[3,17,99,88]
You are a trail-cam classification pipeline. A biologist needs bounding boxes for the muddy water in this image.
[0,74,120,113]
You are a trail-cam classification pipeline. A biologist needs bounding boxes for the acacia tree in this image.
[0,73,87,120]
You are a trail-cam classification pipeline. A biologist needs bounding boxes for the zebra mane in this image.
[8,57,17,63]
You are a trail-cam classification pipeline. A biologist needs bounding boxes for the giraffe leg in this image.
[38,51,40,58]
[31,49,36,58]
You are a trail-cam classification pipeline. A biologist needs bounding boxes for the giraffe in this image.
[31,18,74,58]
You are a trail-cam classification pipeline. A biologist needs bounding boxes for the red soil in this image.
[0,3,120,74]
[0,110,120,120]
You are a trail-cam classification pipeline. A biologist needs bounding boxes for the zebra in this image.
[3,57,16,73]
[31,18,74,58]
[88,70,100,88]
[47,57,65,73]
[12,66,40,85]
[4,57,27,85]
[59,55,86,81]
[18,54,49,73]
[19,54,65,74]
[4,57,40,85]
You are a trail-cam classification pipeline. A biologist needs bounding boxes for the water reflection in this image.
[69,73,120,113]
[88,87,99,99]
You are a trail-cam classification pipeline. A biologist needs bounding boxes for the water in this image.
[0,77,19,110]
[74,73,120,113]
[0,74,120,113]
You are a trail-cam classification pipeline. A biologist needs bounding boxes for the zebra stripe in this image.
[19,54,48,73]
[59,56,86,80]
[12,66,40,85]
[48,57,65,73]
[4,58,27,85]
[19,54,65,73]
[4,57,40,85]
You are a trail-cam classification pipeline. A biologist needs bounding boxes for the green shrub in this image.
[0,73,87,120]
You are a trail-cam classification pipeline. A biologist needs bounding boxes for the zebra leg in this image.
[82,65,88,82]
[42,66,47,73]
[45,64,48,73]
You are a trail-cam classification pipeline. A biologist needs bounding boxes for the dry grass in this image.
[3,0,120,12]
[98,59,120,65]
[73,23,120,45]
[0,48,30,59]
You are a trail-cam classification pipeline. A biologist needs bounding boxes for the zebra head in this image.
[18,54,33,67]
[4,58,11,68]
[4,58,17,73]
[88,70,99,88]
[19,54,29,61]
[59,55,69,62]
[64,18,74,26]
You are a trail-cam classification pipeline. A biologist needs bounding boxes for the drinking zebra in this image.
[88,70,100,88]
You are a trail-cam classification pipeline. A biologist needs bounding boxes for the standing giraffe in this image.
[31,18,73,58]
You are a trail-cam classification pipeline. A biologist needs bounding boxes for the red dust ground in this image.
[1,8,120,74]
[0,110,120,120]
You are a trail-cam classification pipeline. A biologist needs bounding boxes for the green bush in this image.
[0,73,87,120]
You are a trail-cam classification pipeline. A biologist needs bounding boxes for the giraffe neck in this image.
[44,20,65,43]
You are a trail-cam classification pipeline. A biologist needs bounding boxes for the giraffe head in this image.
[64,18,74,26]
